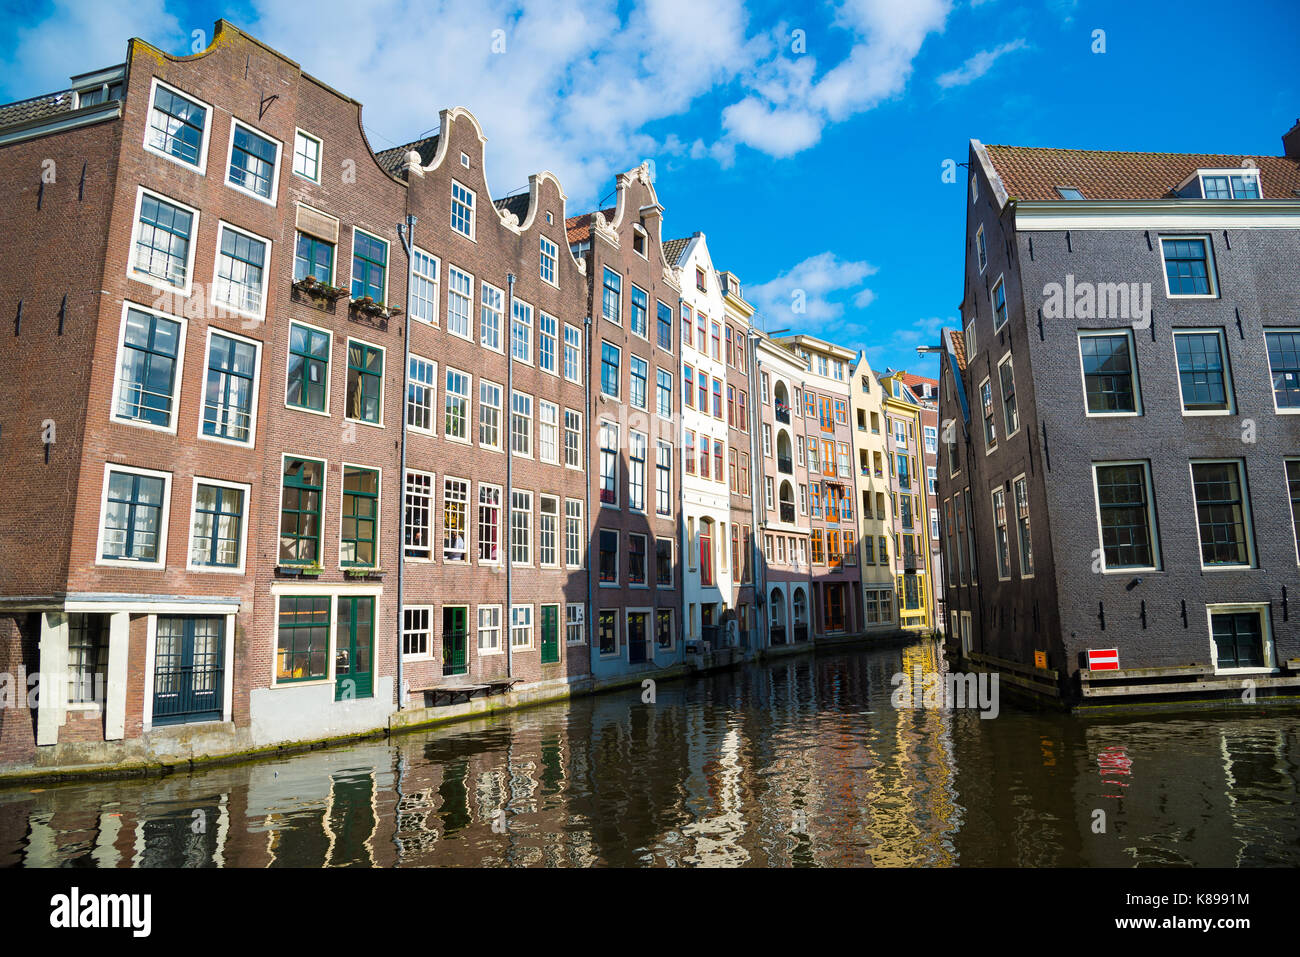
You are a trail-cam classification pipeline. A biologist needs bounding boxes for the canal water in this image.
[2,638,1298,867]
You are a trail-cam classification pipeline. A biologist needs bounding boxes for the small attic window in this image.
[695,267,706,291]
[632,226,647,257]
[545,211,553,225]
[460,152,470,168]
[1198,169,1260,199]
[970,174,978,203]
[1056,186,1085,200]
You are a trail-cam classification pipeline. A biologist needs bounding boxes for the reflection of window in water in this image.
[324,770,376,868]
[136,801,224,867]
[1221,728,1288,803]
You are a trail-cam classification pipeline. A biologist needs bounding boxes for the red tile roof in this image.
[947,328,966,371]
[565,207,616,245]
[984,145,1300,201]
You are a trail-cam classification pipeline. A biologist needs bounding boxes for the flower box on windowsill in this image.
[344,566,382,580]
[349,296,401,319]
[277,562,323,577]
[293,276,348,302]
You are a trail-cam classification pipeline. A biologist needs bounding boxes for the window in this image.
[276,596,330,683]
[447,266,473,339]
[510,605,533,649]
[1160,236,1216,297]
[404,470,433,560]
[602,267,622,324]
[628,533,647,585]
[479,380,502,449]
[512,299,533,364]
[1174,329,1232,413]
[682,304,693,347]
[145,80,209,170]
[478,606,501,653]
[279,457,323,565]
[837,442,850,478]
[1266,330,1300,411]
[131,189,195,290]
[998,355,1019,437]
[657,369,673,418]
[407,355,436,432]
[292,129,321,182]
[1079,331,1140,414]
[565,499,584,567]
[699,372,708,411]
[975,224,987,273]
[66,613,108,705]
[403,607,432,659]
[539,235,558,285]
[564,409,582,468]
[294,231,334,285]
[651,536,673,590]
[685,430,696,475]
[1191,460,1252,567]
[287,322,330,414]
[811,529,825,565]
[226,120,279,202]
[713,440,724,484]
[443,478,469,562]
[928,466,937,495]
[711,323,722,361]
[564,324,582,383]
[451,180,476,239]
[924,426,938,455]
[630,356,649,410]
[765,476,775,510]
[478,484,502,563]
[566,604,585,644]
[538,312,558,374]
[991,275,1008,330]
[629,432,647,511]
[631,285,648,339]
[684,366,695,409]
[346,340,383,425]
[699,522,714,585]
[340,466,379,567]
[188,480,246,570]
[990,487,1010,579]
[1210,608,1269,672]
[511,391,533,457]
[539,401,559,464]
[598,610,618,656]
[601,342,621,398]
[1094,462,1159,570]
[657,300,673,350]
[114,305,183,431]
[698,433,710,480]
[599,421,619,505]
[479,282,503,350]
[738,391,747,431]
[510,490,532,564]
[1056,186,1085,200]
[1199,170,1260,199]
[599,529,619,583]
[539,496,559,566]
[403,247,439,326]
[212,223,270,319]
[964,319,977,358]
[202,330,258,444]
[351,230,388,303]
[763,424,772,458]
[444,368,470,440]
[1289,459,1300,563]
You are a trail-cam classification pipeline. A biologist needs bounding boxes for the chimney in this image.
[1284,118,1300,159]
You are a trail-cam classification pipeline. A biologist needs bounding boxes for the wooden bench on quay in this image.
[415,678,519,708]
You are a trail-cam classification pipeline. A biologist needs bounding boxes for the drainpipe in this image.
[506,272,516,680]
[584,314,594,677]
[748,331,767,651]
[395,213,417,711]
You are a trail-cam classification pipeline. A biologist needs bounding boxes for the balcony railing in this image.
[778,455,792,474]
[793,624,809,643]
[775,402,790,424]
[779,502,795,524]
[770,625,787,646]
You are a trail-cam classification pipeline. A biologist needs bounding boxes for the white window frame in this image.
[402,606,434,661]
[95,463,172,570]
[443,476,471,563]
[409,246,440,327]
[1158,234,1219,300]
[564,323,583,384]
[479,280,504,352]
[1206,603,1275,676]
[292,128,322,184]
[512,298,534,366]
[446,264,474,341]
[477,605,502,655]
[511,390,534,459]
[991,273,1008,332]
[565,603,586,644]
[510,604,534,650]
[564,408,583,470]
[185,476,250,574]
[539,495,560,568]
[404,468,435,562]
[1091,460,1162,574]
[451,179,477,241]
[478,482,503,565]
[540,235,558,287]
[538,311,559,376]
[197,325,262,449]
[110,300,188,436]
[211,220,273,322]
[997,351,1019,439]
[444,366,472,444]
[224,116,282,207]
[975,223,987,274]
[142,77,212,175]
[565,498,584,568]
[1196,168,1263,200]
[127,185,199,297]
[478,379,504,452]
[539,400,560,465]
[406,353,438,435]
[964,318,977,357]
[510,489,533,567]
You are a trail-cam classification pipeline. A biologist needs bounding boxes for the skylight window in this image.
[1056,186,1085,200]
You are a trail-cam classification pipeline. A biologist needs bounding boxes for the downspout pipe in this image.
[506,272,516,680]
[396,213,417,710]
[748,331,767,652]
[584,314,594,677]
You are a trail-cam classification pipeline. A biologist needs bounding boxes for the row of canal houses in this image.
[0,21,941,775]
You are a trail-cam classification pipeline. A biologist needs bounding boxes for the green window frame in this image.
[341,466,379,567]
[279,457,324,564]
[190,483,244,568]
[294,232,334,284]
[287,323,330,412]
[351,230,387,303]
[116,307,181,427]
[346,340,383,424]
[102,470,166,562]
[276,595,330,683]
[202,332,256,442]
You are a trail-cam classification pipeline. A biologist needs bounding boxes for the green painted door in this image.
[442,606,467,676]
[540,605,560,664]
[335,596,374,700]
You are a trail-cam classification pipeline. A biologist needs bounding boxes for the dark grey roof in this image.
[0,90,75,131]
[661,237,691,267]
[494,192,530,222]
[373,135,439,179]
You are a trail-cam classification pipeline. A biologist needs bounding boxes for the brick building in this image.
[940,130,1300,706]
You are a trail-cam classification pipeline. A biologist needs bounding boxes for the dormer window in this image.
[1055,186,1085,200]
[1198,169,1260,199]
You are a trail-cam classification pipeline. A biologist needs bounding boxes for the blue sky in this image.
[3,0,1298,378]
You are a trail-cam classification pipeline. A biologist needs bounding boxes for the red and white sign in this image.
[1088,648,1120,671]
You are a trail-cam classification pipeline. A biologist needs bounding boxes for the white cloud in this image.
[747,251,878,325]
[935,38,1027,88]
